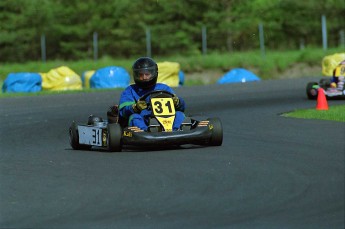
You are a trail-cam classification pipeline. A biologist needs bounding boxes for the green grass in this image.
[158,47,344,79]
[283,105,345,122]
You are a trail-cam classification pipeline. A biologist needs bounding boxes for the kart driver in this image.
[118,57,186,131]
[330,59,345,90]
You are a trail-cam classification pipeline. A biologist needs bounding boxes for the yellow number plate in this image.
[151,98,176,116]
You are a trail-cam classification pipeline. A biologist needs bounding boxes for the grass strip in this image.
[282,104,345,122]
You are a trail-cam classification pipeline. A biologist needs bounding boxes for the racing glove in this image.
[132,100,147,113]
[107,105,119,123]
[107,105,119,117]
[172,94,180,107]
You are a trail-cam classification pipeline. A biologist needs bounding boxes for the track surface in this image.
[1,77,344,228]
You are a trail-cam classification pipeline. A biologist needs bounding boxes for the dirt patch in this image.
[277,63,322,79]
[183,64,323,85]
[185,70,225,85]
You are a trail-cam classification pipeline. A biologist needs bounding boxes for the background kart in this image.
[306,77,345,100]
[69,90,223,152]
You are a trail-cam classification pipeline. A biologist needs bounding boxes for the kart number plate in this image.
[151,98,175,116]
[78,126,103,146]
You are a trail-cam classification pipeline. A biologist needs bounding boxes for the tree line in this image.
[0,0,344,63]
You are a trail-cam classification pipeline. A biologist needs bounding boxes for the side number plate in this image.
[78,126,103,146]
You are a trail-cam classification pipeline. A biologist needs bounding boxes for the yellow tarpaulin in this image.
[334,60,345,77]
[157,62,180,87]
[41,66,82,91]
[322,53,345,76]
[82,70,96,89]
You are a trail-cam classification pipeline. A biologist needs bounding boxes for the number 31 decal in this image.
[92,129,101,145]
[151,98,176,116]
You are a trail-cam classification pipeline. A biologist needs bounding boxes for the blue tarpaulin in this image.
[90,66,130,89]
[2,72,42,93]
[217,68,261,84]
[178,70,185,86]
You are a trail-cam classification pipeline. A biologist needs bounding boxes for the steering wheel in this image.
[137,90,175,111]
[138,90,174,102]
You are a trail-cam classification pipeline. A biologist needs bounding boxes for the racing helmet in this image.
[132,57,158,89]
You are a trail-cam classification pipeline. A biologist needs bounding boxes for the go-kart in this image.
[69,90,223,152]
[306,77,345,100]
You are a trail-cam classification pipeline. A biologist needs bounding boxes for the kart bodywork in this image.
[306,78,345,100]
[69,90,223,152]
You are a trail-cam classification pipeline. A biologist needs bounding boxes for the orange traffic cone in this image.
[316,88,328,110]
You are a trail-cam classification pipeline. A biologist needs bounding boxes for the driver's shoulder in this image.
[155,83,172,90]
[121,84,136,93]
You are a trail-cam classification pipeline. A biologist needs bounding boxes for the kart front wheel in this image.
[306,82,318,100]
[108,123,122,152]
[208,118,223,146]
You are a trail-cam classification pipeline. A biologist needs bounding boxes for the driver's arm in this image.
[175,96,185,112]
[160,85,186,112]
[119,88,138,119]
[119,101,135,119]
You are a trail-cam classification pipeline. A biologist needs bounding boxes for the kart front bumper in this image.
[122,126,212,146]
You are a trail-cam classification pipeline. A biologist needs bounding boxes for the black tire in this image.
[69,122,91,150]
[306,82,318,100]
[108,123,123,152]
[208,118,223,146]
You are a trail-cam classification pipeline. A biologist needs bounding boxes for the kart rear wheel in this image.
[208,118,223,146]
[69,122,91,150]
[108,123,122,152]
[306,82,318,100]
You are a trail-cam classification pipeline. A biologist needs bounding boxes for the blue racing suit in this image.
[119,83,186,131]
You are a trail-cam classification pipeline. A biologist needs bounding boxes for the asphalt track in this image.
[1,77,344,228]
